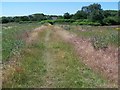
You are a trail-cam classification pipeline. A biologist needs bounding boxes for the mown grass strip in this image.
[42,28,109,88]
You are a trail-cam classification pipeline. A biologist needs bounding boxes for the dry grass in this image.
[2,24,117,88]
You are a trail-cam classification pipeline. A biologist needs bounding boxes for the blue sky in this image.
[1,2,118,16]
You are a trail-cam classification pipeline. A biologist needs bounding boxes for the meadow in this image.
[59,25,119,57]
[2,23,118,88]
[2,22,40,62]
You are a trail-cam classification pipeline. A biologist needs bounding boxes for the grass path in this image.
[42,29,55,87]
[3,25,114,88]
[54,25,118,85]
[41,26,109,88]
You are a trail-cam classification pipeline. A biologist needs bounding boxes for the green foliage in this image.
[40,19,101,26]
[13,16,21,22]
[40,19,75,24]
[2,17,11,23]
[65,25,118,46]
[54,19,75,23]
[89,10,104,23]
[1,3,118,25]
[82,3,102,14]
[32,13,46,21]
[2,23,40,62]
[72,20,101,26]
[72,10,87,19]
[103,10,118,18]
[18,21,33,24]
[63,12,71,19]
[82,3,104,23]
[91,36,108,50]
[103,16,118,25]
[40,20,55,24]
[20,16,30,21]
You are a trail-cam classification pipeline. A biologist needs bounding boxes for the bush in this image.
[54,19,75,24]
[40,20,55,24]
[18,21,33,24]
[72,21,101,26]
[40,19,75,24]
[2,17,9,23]
[40,19,101,26]
[91,36,108,50]
[88,22,101,26]
[103,17,118,25]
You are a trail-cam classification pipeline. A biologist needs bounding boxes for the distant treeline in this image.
[1,3,120,25]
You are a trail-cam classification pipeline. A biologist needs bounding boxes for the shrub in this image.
[103,17,118,25]
[88,22,101,26]
[54,19,75,24]
[19,21,33,24]
[40,20,55,24]
[72,21,101,26]
[40,19,75,24]
[91,36,108,50]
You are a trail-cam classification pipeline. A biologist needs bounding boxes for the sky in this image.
[1,2,119,16]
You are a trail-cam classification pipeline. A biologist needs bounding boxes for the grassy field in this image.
[59,25,118,46]
[2,23,118,88]
[2,22,41,62]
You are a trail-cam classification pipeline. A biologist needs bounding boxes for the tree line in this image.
[1,3,119,25]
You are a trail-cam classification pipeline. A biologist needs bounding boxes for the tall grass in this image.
[3,28,46,88]
[60,25,118,47]
[3,24,115,88]
[2,23,40,62]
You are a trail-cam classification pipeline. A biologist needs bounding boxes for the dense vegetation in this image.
[1,3,119,25]
[2,23,40,62]
[3,23,112,88]
[2,3,118,88]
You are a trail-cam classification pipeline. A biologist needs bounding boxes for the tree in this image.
[118,10,120,24]
[2,17,9,23]
[89,10,104,23]
[103,10,119,25]
[63,12,71,19]
[13,16,21,22]
[72,10,87,19]
[103,10,118,18]
[103,16,118,25]
[82,3,102,14]
[71,3,104,23]
[82,3,104,23]
[20,16,30,21]
[32,13,46,21]
[57,15,64,19]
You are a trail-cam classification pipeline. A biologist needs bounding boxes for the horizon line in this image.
[2,9,119,17]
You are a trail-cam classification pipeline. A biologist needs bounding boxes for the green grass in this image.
[3,29,46,88]
[3,24,112,88]
[2,22,41,62]
[47,30,108,88]
[59,25,118,47]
